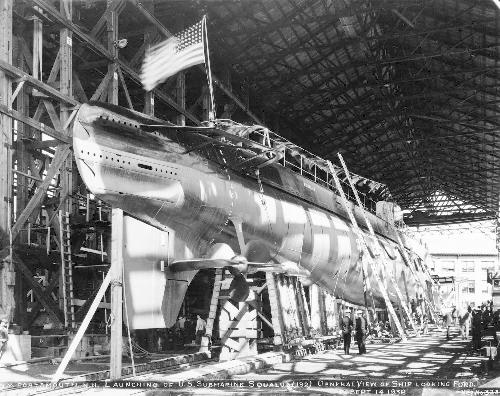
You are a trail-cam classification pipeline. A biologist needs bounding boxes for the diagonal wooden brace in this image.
[10,253,64,325]
[26,270,61,327]
[10,144,71,242]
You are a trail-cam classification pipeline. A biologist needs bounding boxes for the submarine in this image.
[72,101,435,326]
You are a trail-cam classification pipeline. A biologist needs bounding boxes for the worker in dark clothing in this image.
[341,308,354,355]
[410,299,416,314]
[471,308,483,350]
[445,311,453,340]
[355,309,368,355]
[482,306,491,330]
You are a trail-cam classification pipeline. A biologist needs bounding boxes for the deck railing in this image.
[216,120,386,214]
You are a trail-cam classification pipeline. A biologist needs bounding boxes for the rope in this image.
[121,263,136,376]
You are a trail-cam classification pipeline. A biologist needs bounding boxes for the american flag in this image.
[141,19,205,92]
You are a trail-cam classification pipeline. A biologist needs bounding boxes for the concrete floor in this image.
[228,327,500,394]
[234,329,482,379]
[1,327,499,395]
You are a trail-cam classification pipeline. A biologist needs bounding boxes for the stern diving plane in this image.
[73,102,434,327]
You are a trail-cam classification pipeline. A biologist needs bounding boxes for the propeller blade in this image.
[169,258,274,273]
[228,273,250,302]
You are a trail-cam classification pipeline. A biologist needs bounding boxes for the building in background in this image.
[419,230,499,312]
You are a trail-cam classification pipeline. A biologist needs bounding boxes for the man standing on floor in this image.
[341,308,354,355]
[355,309,368,354]
[445,310,453,340]
[471,308,483,350]
[460,306,472,340]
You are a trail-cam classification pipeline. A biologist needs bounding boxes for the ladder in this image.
[392,232,440,325]
[327,158,408,340]
[59,210,75,329]
[200,268,224,353]
[336,154,418,333]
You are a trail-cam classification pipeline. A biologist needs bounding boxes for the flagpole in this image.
[202,15,216,122]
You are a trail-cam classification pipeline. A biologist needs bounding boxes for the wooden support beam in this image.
[10,253,64,325]
[52,270,111,383]
[265,272,285,346]
[0,105,70,143]
[90,70,112,101]
[10,145,71,242]
[176,72,185,126]
[107,5,118,106]
[110,208,124,379]
[23,139,59,150]
[0,59,78,106]
[117,66,133,110]
[59,0,73,220]
[0,0,14,321]
[13,33,30,327]
[89,0,125,39]
[26,270,60,327]
[72,71,88,102]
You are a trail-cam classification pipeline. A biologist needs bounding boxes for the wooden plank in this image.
[10,145,71,242]
[223,337,240,351]
[222,300,240,320]
[226,328,258,338]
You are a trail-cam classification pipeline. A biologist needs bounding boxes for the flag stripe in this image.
[143,45,203,71]
[141,20,205,91]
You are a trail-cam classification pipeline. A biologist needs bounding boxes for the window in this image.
[461,261,474,273]
[462,281,475,294]
[481,261,495,272]
[441,260,455,272]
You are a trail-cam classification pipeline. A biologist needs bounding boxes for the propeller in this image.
[168,242,313,302]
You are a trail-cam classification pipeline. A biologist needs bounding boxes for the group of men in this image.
[443,303,499,350]
[340,308,368,355]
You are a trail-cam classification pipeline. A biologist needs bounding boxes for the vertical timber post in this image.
[265,272,285,349]
[59,0,73,213]
[108,2,122,379]
[107,3,118,106]
[176,72,186,125]
[143,2,155,116]
[13,23,29,329]
[309,284,323,335]
[110,208,124,379]
[60,0,74,330]
[0,0,14,321]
